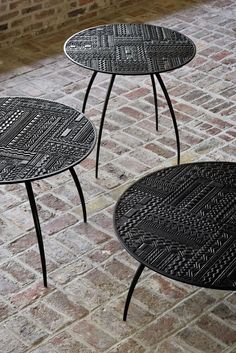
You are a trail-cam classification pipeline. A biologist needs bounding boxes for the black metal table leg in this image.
[95,73,116,178]
[123,263,145,321]
[25,181,47,287]
[82,71,97,113]
[156,73,180,165]
[150,74,158,131]
[69,167,87,223]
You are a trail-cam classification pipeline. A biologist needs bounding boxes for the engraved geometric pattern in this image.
[0,97,96,183]
[114,162,236,290]
[64,23,196,75]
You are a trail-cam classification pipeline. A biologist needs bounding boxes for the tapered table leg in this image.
[25,181,47,287]
[123,263,145,321]
[150,74,158,131]
[156,73,180,165]
[69,167,87,223]
[96,74,116,178]
[82,71,97,113]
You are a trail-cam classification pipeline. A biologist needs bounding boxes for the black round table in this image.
[64,23,196,177]
[0,97,96,287]
[114,162,236,320]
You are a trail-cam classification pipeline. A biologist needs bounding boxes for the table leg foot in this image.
[82,71,97,113]
[123,263,145,321]
[96,74,116,178]
[69,167,87,223]
[150,74,158,131]
[25,181,47,287]
[155,73,180,165]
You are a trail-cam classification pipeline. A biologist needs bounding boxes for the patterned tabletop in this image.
[114,162,236,290]
[0,97,96,183]
[64,23,196,75]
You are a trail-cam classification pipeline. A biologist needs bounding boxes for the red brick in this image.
[22,4,42,14]
[212,302,236,327]
[18,248,57,274]
[49,331,94,353]
[133,285,171,314]
[50,257,93,284]
[45,290,88,319]
[44,213,78,235]
[177,326,224,353]
[124,87,150,100]
[87,239,122,263]
[1,260,36,284]
[6,315,47,345]
[10,0,31,10]
[66,277,110,310]
[119,106,147,120]
[102,138,131,155]
[124,125,156,142]
[136,313,182,346]
[104,258,134,282]
[35,8,55,19]
[158,135,189,151]
[28,302,69,331]
[145,142,175,158]
[83,268,123,297]
[10,281,53,309]
[156,339,194,353]
[74,222,111,243]
[72,320,116,350]
[90,306,135,339]
[172,290,216,323]
[0,23,8,31]
[79,0,93,4]
[211,50,233,61]
[117,155,149,173]
[89,212,114,234]
[197,315,236,346]
[108,338,145,353]
[38,192,71,211]
[8,231,38,254]
[0,11,19,22]
[46,238,79,265]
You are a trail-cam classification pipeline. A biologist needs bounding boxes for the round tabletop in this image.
[0,97,96,184]
[64,23,196,75]
[114,162,236,290]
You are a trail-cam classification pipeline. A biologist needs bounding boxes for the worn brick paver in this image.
[0,0,236,352]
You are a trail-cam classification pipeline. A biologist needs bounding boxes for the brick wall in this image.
[0,0,139,47]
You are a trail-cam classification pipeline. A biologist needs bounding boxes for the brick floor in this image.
[0,0,236,352]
